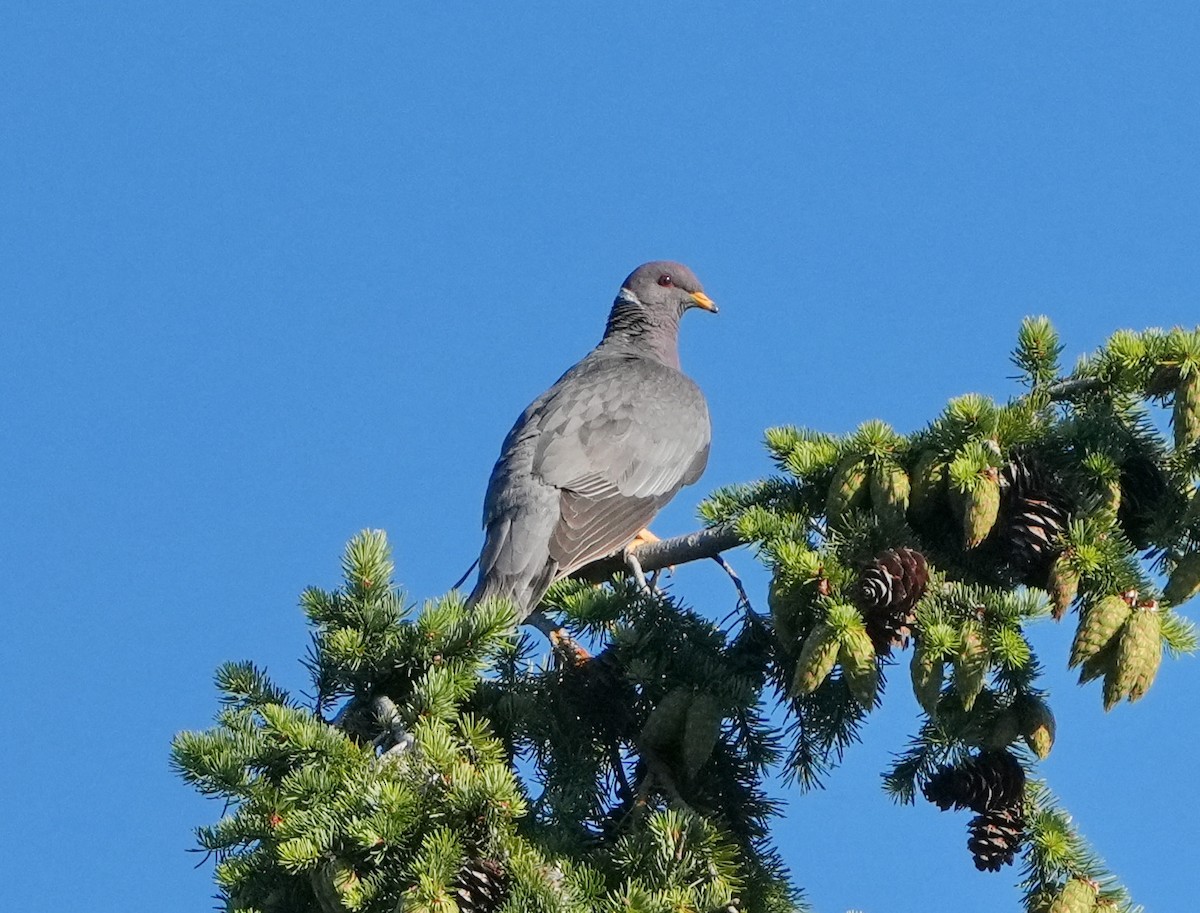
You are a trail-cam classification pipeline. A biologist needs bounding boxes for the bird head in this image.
[619,261,718,318]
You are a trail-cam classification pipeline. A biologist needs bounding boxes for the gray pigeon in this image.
[468,261,717,623]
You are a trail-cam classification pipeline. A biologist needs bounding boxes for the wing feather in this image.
[530,355,711,574]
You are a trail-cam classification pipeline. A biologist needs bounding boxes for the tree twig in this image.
[571,524,746,584]
[1045,376,1105,401]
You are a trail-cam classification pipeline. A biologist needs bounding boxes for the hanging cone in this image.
[455,858,510,913]
[311,859,363,913]
[909,449,948,521]
[1079,638,1117,686]
[870,462,911,526]
[954,620,989,711]
[1117,455,1169,550]
[768,575,800,647]
[855,547,930,654]
[826,455,869,529]
[1174,372,1200,450]
[1016,694,1056,760]
[956,471,1001,549]
[1047,555,1080,620]
[1100,476,1122,515]
[910,639,945,715]
[999,457,1070,585]
[967,804,1025,872]
[839,622,879,708]
[1069,594,1133,668]
[1047,878,1099,913]
[792,622,840,695]
[980,707,1021,752]
[922,750,1025,814]
[1165,552,1200,606]
[681,692,723,781]
[640,687,693,751]
[1112,603,1162,705]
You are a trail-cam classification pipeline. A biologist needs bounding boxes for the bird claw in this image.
[624,549,652,594]
[549,627,590,665]
[627,527,675,576]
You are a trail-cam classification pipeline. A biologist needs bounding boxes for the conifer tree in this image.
[175,320,1200,913]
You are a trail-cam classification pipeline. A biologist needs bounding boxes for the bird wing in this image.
[530,354,711,575]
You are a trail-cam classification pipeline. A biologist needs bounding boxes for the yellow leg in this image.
[627,528,661,551]
[627,528,673,574]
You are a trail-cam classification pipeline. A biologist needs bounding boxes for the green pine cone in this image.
[910,639,945,715]
[954,620,989,711]
[909,449,947,520]
[1101,663,1125,711]
[1101,477,1122,515]
[312,859,363,913]
[1048,878,1098,913]
[1069,595,1132,669]
[1164,552,1200,606]
[1017,694,1056,759]
[792,622,841,695]
[870,462,911,526]
[957,476,1001,549]
[681,692,723,781]
[1113,605,1162,704]
[826,455,869,529]
[1078,637,1116,685]
[768,576,799,647]
[1047,555,1080,621]
[1174,371,1200,450]
[640,687,694,751]
[839,623,879,708]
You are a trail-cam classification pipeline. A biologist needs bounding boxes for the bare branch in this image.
[1045,376,1104,400]
[572,524,746,583]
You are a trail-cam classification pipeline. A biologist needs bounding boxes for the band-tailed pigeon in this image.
[467,261,717,623]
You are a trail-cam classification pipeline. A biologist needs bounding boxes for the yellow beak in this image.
[689,291,718,313]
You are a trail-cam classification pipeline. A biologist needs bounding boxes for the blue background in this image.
[3,3,1197,911]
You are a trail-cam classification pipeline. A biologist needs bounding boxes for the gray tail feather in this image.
[465,569,555,624]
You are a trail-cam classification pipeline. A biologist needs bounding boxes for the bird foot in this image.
[627,527,675,579]
[526,610,590,663]
[627,527,661,550]
[624,549,652,594]
[549,627,590,665]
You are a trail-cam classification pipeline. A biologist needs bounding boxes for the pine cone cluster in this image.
[855,547,930,654]
[923,751,1026,871]
[1070,593,1164,710]
[999,457,1070,586]
[455,858,510,913]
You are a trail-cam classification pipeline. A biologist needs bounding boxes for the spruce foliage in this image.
[176,322,1200,912]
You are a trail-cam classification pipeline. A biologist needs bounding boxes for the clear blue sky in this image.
[3,4,1197,911]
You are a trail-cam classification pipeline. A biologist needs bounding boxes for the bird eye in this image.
[657,274,674,287]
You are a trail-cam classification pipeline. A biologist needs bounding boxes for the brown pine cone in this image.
[856,547,930,654]
[999,457,1070,586]
[923,750,1026,814]
[455,858,510,913]
[968,804,1025,871]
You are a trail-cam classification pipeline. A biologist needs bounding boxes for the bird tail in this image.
[465,570,553,625]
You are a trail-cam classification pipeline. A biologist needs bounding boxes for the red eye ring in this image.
[657,274,674,287]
